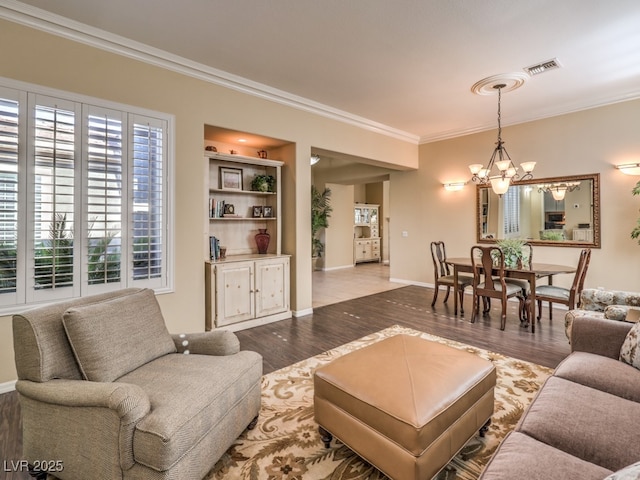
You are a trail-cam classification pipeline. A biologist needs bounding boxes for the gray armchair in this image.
[13,288,262,480]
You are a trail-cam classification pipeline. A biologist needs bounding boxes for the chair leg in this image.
[536,299,542,321]
[458,287,465,315]
[549,302,553,320]
[471,294,478,323]
[443,286,451,303]
[500,299,507,331]
[431,284,439,307]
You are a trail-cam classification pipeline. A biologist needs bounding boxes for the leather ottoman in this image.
[314,334,496,480]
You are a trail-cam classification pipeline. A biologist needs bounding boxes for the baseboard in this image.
[293,307,313,318]
[388,278,431,288]
[0,380,16,394]
[320,264,355,272]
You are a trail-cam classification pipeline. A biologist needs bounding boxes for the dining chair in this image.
[504,242,533,321]
[430,241,473,314]
[470,245,526,330]
[535,248,592,321]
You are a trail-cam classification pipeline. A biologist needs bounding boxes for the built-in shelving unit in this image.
[204,150,291,331]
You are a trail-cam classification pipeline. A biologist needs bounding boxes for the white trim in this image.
[320,264,355,272]
[293,308,313,318]
[0,380,16,394]
[0,1,419,145]
[389,278,430,288]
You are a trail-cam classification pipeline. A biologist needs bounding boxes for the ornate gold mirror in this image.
[476,173,600,247]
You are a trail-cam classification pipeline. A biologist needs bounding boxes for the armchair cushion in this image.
[63,289,176,382]
[604,461,640,480]
[118,351,262,472]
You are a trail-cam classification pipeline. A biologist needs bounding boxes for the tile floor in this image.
[312,262,405,308]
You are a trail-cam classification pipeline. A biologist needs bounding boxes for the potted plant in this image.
[311,186,332,270]
[494,238,528,269]
[251,174,275,192]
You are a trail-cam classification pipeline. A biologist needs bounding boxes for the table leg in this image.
[529,274,536,333]
[453,265,459,315]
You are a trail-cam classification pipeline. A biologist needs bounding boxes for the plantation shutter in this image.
[83,106,125,291]
[27,95,81,302]
[0,89,22,305]
[503,185,521,237]
[130,115,166,288]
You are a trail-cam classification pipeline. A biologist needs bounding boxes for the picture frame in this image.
[252,206,263,218]
[223,204,235,215]
[263,205,273,218]
[219,167,243,191]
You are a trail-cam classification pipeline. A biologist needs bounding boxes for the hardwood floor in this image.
[0,282,571,479]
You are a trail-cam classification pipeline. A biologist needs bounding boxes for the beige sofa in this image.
[479,314,640,480]
[13,288,262,480]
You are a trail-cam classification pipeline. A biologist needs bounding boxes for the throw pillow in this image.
[603,461,640,479]
[63,289,176,382]
[620,321,640,370]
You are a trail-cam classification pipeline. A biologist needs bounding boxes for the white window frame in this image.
[0,77,174,315]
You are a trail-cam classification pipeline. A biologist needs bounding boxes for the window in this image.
[0,80,173,312]
[503,185,521,238]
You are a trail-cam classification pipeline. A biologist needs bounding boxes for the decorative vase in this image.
[255,229,270,254]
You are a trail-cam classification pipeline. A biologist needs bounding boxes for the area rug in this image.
[206,325,553,480]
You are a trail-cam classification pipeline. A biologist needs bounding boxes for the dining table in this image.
[446,257,577,333]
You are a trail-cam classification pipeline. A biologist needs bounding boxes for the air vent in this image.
[524,58,561,76]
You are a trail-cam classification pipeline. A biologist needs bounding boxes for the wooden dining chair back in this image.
[470,245,525,330]
[505,242,534,321]
[430,241,473,314]
[535,248,592,321]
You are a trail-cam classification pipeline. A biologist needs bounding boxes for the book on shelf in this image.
[209,198,225,218]
[209,236,221,260]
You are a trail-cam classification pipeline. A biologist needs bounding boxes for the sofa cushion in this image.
[118,351,262,472]
[554,352,640,402]
[63,289,176,382]
[517,376,640,472]
[479,431,612,480]
[620,321,640,370]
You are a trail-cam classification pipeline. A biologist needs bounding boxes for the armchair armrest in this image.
[16,379,150,473]
[16,379,150,424]
[570,316,634,359]
[171,330,240,356]
[579,288,640,315]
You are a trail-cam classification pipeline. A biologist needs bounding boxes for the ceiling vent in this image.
[524,58,561,76]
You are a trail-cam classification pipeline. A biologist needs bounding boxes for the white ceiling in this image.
[6,0,640,144]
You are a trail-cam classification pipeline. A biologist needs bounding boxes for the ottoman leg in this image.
[318,426,333,448]
[479,418,491,437]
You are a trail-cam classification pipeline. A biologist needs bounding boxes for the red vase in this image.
[255,229,270,254]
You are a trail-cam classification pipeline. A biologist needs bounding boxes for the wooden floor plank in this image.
[0,284,570,478]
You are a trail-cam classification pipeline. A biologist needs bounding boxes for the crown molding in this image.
[0,0,420,145]
[419,92,640,144]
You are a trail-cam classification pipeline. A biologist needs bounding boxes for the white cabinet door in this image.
[215,261,255,326]
[255,257,289,317]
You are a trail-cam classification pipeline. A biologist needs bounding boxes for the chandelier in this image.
[469,83,535,195]
[538,181,581,201]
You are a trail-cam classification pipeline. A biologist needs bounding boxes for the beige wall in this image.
[389,99,640,293]
[323,184,355,269]
[0,19,417,383]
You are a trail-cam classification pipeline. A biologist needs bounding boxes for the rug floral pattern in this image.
[207,325,552,480]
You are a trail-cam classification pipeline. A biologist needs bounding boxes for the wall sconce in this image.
[443,182,466,192]
[615,163,640,175]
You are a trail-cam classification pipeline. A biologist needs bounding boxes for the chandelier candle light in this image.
[469,82,535,195]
